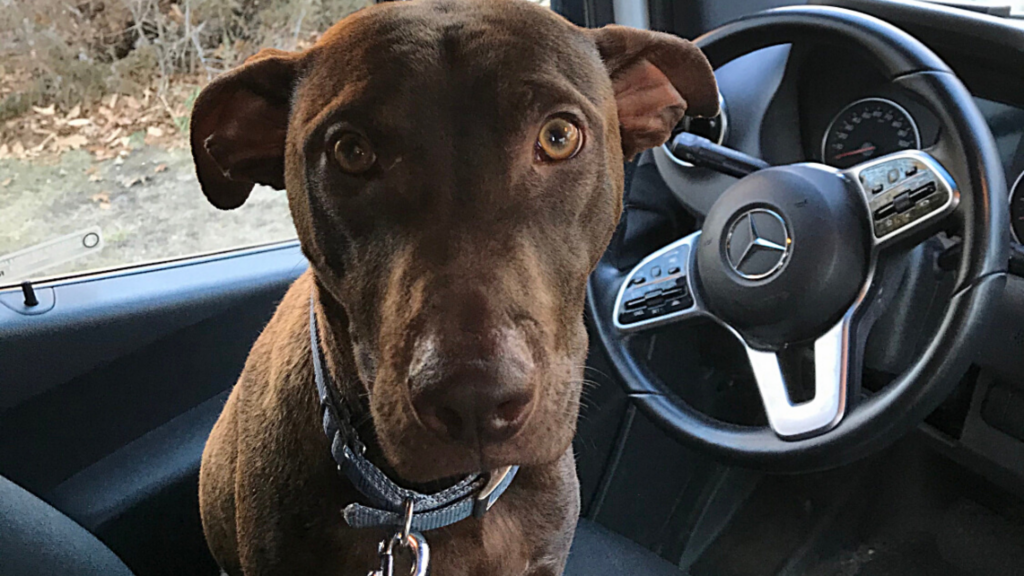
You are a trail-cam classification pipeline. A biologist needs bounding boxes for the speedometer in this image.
[1012,171,1024,243]
[822,98,921,169]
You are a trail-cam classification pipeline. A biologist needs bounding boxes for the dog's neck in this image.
[311,279,465,494]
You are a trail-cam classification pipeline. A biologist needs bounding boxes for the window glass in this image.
[0,0,377,286]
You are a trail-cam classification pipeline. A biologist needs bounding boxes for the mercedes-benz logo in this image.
[725,208,791,280]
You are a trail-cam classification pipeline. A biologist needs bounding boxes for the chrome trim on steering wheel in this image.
[741,261,875,439]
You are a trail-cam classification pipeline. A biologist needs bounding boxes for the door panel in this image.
[0,242,305,575]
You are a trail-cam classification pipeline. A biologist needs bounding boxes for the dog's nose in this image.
[409,328,536,446]
[412,376,534,445]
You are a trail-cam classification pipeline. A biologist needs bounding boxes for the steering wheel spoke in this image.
[613,232,704,333]
[741,310,857,439]
[845,150,959,249]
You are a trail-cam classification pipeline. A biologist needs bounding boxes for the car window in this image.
[0,0,551,287]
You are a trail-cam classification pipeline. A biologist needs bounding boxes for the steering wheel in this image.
[587,6,1010,472]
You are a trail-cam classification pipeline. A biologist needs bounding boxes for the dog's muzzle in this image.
[309,291,520,534]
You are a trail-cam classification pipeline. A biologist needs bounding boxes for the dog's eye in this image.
[333,132,377,174]
[536,117,582,162]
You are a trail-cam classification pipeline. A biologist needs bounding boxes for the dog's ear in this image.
[190,48,301,210]
[588,25,718,160]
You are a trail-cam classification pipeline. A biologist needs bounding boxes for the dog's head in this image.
[191,0,716,482]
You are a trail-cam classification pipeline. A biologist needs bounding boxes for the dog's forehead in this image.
[296,0,608,122]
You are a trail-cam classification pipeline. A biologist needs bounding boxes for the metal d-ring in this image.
[374,501,428,576]
[404,532,430,576]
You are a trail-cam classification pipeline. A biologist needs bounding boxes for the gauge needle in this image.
[834,145,877,160]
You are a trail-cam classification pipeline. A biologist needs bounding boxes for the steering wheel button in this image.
[651,266,662,278]
[668,266,681,275]
[875,217,894,236]
[624,297,646,310]
[617,309,648,325]
[662,287,685,299]
[630,276,646,286]
[666,296,693,312]
[893,193,913,213]
[905,165,918,176]
[910,181,937,201]
[644,288,663,298]
[887,168,900,183]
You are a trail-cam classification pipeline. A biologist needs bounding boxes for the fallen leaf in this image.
[67,118,91,127]
[154,163,168,173]
[12,142,25,155]
[0,143,8,158]
[66,105,81,120]
[33,104,55,116]
[146,126,164,138]
[1,178,12,187]
[90,192,110,203]
[169,3,185,24]
[108,93,119,108]
[55,134,88,150]
[89,174,103,182]
[32,133,56,151]
[94,148,116,161]
[119,175,149,188]
[126,96,141,110]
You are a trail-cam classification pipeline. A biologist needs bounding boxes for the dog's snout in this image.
[409,328,536,446]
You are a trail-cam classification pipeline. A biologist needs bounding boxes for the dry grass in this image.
[0,0,369,159]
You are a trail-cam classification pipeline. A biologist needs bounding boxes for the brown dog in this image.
[191,0,717,574]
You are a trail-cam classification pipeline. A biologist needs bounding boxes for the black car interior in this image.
[3,0,1024,575]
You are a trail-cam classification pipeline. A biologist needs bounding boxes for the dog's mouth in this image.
[375,399,578,484]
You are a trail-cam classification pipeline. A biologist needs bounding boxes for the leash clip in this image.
[368,500,430,576]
